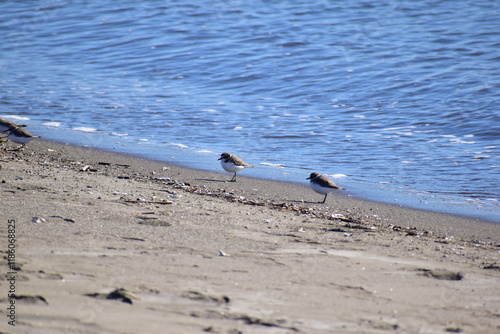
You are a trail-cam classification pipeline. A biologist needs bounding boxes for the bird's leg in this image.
[321,194,327,203]
[230,173,237,182]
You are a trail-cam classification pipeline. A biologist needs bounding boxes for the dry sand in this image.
[1,140,499,334]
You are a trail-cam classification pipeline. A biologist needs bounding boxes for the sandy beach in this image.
[1,139,499,333]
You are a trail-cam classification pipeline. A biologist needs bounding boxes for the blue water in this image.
[1,1,499,222]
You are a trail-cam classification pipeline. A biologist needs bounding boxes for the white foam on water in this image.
[260,162,285,168]
[450,139,475,144]
[73,127,97,132]
[42,122,61,127]
[326,174,347,179]
[165,142,188,148]
[2,115,30,121]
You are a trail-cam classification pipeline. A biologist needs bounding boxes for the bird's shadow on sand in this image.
[195,178,232,183]
[284,199,322,205]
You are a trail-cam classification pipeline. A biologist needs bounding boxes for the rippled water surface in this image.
[1,1,499,222]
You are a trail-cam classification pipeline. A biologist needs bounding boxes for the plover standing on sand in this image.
[218,152,254,182]
[7,127,40,150]
[307,172,345,203]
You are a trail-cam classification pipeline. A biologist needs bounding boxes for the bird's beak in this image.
[218,157,222,160]
[306,177,311,180]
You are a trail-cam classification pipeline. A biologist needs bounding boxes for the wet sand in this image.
[1,139,499,333]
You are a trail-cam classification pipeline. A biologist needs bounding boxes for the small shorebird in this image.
[307,172,345,203]
[7,127,40,149]
[218,152,254,182]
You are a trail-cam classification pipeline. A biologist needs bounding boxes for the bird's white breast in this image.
[8,134,33,144]
[221,160,245,173]
[310,181,335,195]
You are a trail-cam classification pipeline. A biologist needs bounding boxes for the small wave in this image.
[260,162,286,168]
[42,122,61,127]
[2,115,30,121]
[165,142,188,148]
[449,139,475,144]
[111,132,128,137]
[326,174,347,179]
[73,127,97,132]
[472,156,490,161]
